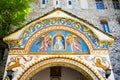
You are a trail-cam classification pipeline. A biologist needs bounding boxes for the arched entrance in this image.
[18,56,102,80]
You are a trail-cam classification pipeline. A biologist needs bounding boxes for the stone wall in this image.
[26,0,120,79]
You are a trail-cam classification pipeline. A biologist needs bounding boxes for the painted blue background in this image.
[30,31,88,53]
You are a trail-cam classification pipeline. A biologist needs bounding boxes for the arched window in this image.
[100,20,110,33]
[95,0,104,9]
[112,0,120,9]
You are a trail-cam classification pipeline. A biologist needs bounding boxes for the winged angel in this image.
[66,34,81,52]
[36,33,51,52]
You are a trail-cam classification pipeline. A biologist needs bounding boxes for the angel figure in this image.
[66,34,81,52]
[36,33,51,52]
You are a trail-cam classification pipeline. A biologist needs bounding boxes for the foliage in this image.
[0,0,33,38]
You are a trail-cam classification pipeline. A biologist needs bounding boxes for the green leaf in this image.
[0,0,33,38]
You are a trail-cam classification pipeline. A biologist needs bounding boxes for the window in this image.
[67,0,72,9]
[42,0,45,4]
[118,20,120,24]
[100,20,110,33]
[112,0,120,9]
[54,0,60,8]
[95,0,104,9]
[56,1,58,5]
[41,0,46,8]
[68,1,72,5]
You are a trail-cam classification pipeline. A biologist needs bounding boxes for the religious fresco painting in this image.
[30,31,88,54]
[53,34,65,50]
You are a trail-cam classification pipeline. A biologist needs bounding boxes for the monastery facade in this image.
[3,0,120,80]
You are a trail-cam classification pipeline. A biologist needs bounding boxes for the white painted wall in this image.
[80,0,88,9]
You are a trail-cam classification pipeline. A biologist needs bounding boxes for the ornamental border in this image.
[24,26,92,54]
[9,18,108,49]
[18,56,103,80]
[8,26,108,55]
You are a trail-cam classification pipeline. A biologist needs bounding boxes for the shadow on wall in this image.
[0,39,8,80]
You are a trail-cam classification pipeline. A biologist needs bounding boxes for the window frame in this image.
[100,21,110,33]
[68,0,72,5]
[54,0,60,8]
[41,0,46,8]
[112,0,120,9]
[67,0,72,9]
[42,0,46,4]
[95,0,104,9]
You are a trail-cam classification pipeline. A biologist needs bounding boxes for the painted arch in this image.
[18,56,103,80]
[3,8,114,55]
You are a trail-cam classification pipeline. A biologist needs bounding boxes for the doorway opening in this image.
[31,66,88,80]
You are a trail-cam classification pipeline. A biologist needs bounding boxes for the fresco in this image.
[9,18,108,49]
[53,34,65,50]
[30,31,88,53]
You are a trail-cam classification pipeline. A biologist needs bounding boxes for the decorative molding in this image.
[8,26,108,55]
[18,55,103,80]
[7,18,111,49]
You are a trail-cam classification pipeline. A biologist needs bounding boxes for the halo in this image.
[56,36,62,40]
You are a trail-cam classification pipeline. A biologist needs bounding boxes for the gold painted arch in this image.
[18,56,103,80]
[25,25,92,54]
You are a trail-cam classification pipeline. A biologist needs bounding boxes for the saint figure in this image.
[53,36,64,50]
